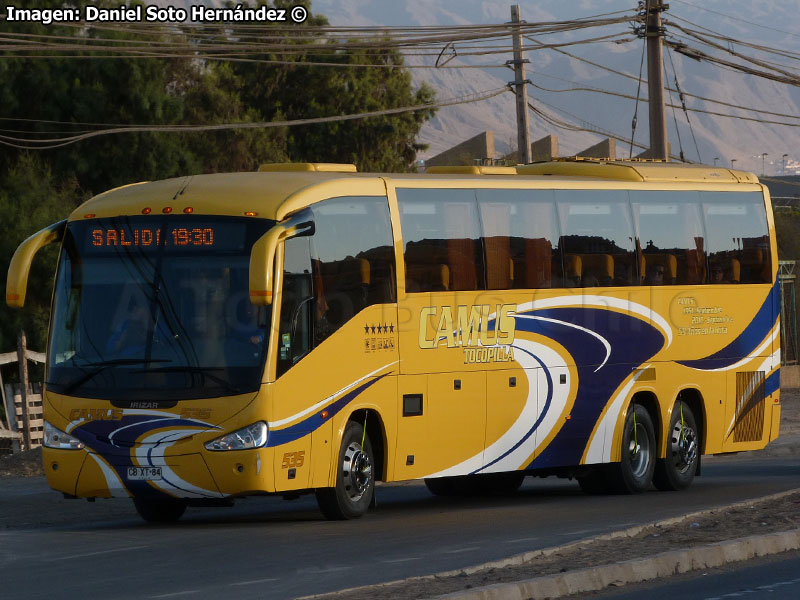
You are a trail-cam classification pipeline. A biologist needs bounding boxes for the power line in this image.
[0,86,507,150]
[670,0,800,41]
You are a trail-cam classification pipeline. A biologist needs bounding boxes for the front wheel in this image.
[653,400,699,491]
[133,498,187,523]
[316,421,375,520]
[610,404,656,494]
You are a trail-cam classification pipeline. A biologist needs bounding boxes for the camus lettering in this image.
[418,304,516,349]
[68,408,123,422]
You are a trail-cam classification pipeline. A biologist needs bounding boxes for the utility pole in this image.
[509,5,531,163]
[645,0,668,160]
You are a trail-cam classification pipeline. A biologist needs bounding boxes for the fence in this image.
[0,331,44,455]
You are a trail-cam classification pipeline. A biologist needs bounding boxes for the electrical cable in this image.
[0,86,507,150]
[666,45,701,162]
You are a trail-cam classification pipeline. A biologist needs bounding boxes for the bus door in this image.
[271,197,399,491]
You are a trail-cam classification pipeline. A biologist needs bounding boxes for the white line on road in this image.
[297,566,353,574]
[230,578,280,586]
[48,544,150,561]
[442,546,481,554]
[562,529,598,536]
[506,537,540,544]
[382,557,422,563]
[149,591,200,599]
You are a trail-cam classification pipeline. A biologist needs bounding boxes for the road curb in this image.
[299,488,800,600]
[433,529,800,600]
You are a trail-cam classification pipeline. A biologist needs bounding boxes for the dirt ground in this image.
[2,392,799,600]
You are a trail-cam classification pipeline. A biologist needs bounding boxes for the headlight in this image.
[204,421,268,451]
[44,420,85,450]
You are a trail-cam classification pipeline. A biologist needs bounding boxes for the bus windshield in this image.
[47,215,274,401]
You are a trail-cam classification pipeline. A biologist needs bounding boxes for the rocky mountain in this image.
[158,0,800,173]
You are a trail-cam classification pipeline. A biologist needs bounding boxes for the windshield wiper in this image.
[136,366,242,395]
[59,359,172,395]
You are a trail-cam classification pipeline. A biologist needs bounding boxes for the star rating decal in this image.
[363,322,396,353]
[365,322,395,335]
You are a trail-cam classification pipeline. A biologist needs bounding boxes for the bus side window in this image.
[630,191,706,285]
[556,190,636,288]
[398,188,485,292]
[701,192,771,284]
[310,196,396,345]
[277,236,318,377]
[476,189,559,290]
[276,235,314,377]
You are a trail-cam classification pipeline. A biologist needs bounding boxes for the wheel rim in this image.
[669,421,698,474]
[342,440,372,502]
[628,420,651,479]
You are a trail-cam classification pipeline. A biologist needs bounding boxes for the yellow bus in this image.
[6,160,781,521]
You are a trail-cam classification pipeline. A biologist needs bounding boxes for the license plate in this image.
[127,466,162,481]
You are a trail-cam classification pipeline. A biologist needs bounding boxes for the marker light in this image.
[162,207,173,214]
[83,214,95,219]
[244,211,258,217]
[142,207,152,215]
[204,422,268,451]
[183,207,193,214]
[43,421,84,450]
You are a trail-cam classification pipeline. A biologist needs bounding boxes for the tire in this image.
[653,400,700,491]
[316,421,375,519]
[133,498,187,523]
[610,404,656,494]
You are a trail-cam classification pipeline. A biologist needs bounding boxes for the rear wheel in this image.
[654,401,699,491]
[316,421,374,519]
[133,498,187,523]
[610,404,656,494]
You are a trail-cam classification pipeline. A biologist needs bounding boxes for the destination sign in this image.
[91,227,215,248]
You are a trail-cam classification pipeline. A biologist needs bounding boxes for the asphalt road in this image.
[2,455,799,600]
[588,550,800,600]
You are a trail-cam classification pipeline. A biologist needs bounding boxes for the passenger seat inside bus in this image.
[578,254,614,287]
[403,242,451,292]
[564,254,582,287]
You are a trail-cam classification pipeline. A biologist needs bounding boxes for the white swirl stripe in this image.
[268,361,397,428]
[514,314,612,372]
[515,295,673,347]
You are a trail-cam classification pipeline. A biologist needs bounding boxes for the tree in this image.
[0,0,436,361]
